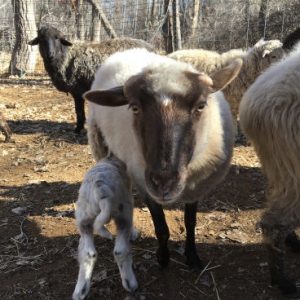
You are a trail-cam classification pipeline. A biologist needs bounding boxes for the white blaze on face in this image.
[158,95,173,107]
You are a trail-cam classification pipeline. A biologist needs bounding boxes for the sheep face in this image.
[28,26,72,62]
[85,59,242,204]
[252,39,284,71]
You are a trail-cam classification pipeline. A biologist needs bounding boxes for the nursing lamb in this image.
[73,155,139,300]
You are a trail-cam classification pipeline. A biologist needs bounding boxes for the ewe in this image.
[85,48,242,268]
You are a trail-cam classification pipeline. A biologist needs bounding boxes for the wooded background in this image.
[0,0,299,76]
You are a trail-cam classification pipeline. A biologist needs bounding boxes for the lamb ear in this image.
[83,86,128,106]
[28,37,39,45]
[60,38,73,46]
[210,58,243,92]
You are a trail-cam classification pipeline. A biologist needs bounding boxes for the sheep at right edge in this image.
[72,155,139,300]
[239,44,300,296]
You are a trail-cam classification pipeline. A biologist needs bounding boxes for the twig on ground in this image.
[210,271,221,300]
[195,261,211,284]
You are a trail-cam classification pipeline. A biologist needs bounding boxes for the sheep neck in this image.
[41,47,70,92]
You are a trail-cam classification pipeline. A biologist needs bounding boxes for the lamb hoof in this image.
[123,277,138,293]
[285,232,300,253]
[72,282,90,300]
[156,247,169,268]
[271,276,297,296]
[130,228,140,242]
[185,251,203,269]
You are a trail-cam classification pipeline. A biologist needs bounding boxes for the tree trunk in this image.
[150,0,157,23]
[174,0,182,50]
[91,6,101,42]
[191,0,200,38]
[86,0,117,38]
[9,0,37,76]
[162,0,173,53]
[76,0,85,40]
[258,0,268,38]
[245,0,250,48]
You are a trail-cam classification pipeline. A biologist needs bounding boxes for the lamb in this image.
[28,25,155,133]
[283,27,300,51]
[168,39,284,120]
[0,111,12,142]
[73,154,139,300]
[84,48,242,270]
[239,45,300,296]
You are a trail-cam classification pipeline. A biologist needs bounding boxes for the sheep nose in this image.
[149,171,179,197]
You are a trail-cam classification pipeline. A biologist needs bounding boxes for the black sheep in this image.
[28,25,154,133]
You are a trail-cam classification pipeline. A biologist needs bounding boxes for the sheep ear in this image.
[84,86,128,106]
[28,37,39,45]
[60,38,73,46]
[210,58,243,92]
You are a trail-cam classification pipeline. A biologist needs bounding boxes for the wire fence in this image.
[0,0,300,77]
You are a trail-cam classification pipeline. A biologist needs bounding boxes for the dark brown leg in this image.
[184,201,203,268]
[144,196,170,268]
[285,231,300,252]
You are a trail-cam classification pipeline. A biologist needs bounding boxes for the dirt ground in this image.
[0,84,299,300]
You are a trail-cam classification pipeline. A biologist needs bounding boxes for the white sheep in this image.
[168,39,284,120]
[72,155,139,300]
[239,45,300,296]
[84,48,242,269]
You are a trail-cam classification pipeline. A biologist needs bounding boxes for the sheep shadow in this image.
[0,163,266,221]
[0,181,80,217]
[0,213,295,300]
[7,119,88,145]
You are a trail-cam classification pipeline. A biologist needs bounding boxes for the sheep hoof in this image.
[271,276,297,296]
[185,251,203,269]
[285,232,300,253]
[74,126,84,134]
[156,246,169,268]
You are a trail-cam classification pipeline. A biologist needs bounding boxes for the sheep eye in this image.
[130,104,139,114]
[195,102,207,113]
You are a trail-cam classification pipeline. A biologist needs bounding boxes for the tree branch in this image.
[85,0,118,38]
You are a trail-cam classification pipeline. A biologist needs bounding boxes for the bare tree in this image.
[76,0,85,40]
[190,0,200,39]
[9,0,38,76]
[86,0,117,38]
[174,0,182,50]
[91,6,101,42]
[258,0,269,38]
[162,0,182,53]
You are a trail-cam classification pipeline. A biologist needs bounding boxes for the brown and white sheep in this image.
[84,48,242,269]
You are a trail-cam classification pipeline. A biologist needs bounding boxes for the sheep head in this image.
[251,39,284,70]
[28,25,72,61]
[85,58,242,203]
